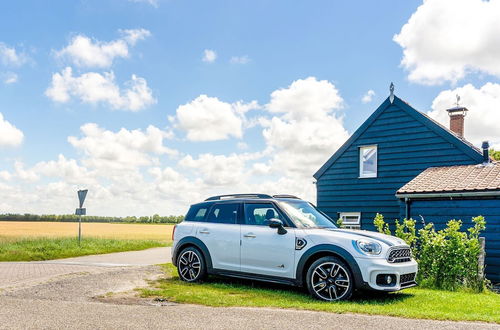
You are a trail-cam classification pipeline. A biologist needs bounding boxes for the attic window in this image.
[359,145,377,178]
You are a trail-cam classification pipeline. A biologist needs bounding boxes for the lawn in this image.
[140,264,500,323]
[0,237,165,261]
[0,221,174,261]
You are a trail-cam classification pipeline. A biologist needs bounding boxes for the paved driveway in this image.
[0,247,497,330]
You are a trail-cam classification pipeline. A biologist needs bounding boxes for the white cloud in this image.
[230,55,250,64]
[179,153,247,186]
[202,49,217,63]
[267,77,343,120]
[45,67,156,111]
[428,83,500,149]
[128,0,158,7]
[0,112,24,147]
[56,29,151,68]
[361,89,375,103]
[0,76,351,215]
[0,42,28,66]
[394,0,500,85]
[120,28,151,45]
[261,77,349,177]
[2,72,18,84]
[68,123,177,172]
[174,95,258,141]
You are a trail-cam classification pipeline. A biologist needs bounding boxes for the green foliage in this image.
[373,214,487,292]
[489,148,500,161]
[0,213,184,224]
[336,217,344,228]
[374,213,391,235]
[0,237,164,261]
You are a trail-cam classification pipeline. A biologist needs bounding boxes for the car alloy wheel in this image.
[306,256,353,301]
[178,249,203,282]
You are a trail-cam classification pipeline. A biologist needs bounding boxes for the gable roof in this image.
[396,162,500,196]
[313,95,484,180]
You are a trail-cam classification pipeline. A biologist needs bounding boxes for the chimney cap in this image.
[446,106,468,115]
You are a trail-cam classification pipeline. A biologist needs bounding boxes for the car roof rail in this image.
[205,193,273,201]
[272,194,300,199]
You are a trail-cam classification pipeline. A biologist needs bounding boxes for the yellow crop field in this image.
[0,221,173,242]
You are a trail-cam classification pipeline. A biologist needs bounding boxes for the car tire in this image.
[176,246,207,282]
[306,256,354,301]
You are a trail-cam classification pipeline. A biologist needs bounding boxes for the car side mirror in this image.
[268,218,287,235]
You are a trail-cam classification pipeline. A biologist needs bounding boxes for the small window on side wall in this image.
[339,212,361,229]
[359,145,377,178]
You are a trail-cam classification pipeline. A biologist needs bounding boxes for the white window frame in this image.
[339,212,361,225]
[359,145,377,178]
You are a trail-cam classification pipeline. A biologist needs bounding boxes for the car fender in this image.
[295,244,367,289]
[172,236,213,270]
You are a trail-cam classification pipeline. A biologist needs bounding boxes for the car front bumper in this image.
[356,257,418,291]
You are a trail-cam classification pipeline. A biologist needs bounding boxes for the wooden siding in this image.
[402,198,500,283]
[316,102,479,233]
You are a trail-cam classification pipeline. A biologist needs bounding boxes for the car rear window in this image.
[185,203,210,222]
[206,203,239,224]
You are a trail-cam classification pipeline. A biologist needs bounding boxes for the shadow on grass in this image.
[163,269,413,305]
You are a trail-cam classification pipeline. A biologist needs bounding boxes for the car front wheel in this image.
[306,256,354,301]
[177,247,207,282]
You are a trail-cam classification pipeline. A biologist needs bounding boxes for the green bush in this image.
[373,213,487,292]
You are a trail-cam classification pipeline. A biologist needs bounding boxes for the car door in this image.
[196,202,241,271]
[240,202,296,278]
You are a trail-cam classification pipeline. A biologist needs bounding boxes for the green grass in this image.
[140,264,500,323]
[0,237,165,261]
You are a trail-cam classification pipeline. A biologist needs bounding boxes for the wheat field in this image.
[0,221,174,242]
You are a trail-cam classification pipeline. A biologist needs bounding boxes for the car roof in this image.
[191,194,305,206]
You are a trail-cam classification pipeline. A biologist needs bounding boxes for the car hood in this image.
[306,228,407,247]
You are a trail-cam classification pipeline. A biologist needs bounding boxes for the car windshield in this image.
[278,200,337,229]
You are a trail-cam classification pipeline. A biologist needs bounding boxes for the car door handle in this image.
[199,230,210,234]
[243,233,256,238]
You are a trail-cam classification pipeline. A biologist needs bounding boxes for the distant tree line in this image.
[0,213,184,224]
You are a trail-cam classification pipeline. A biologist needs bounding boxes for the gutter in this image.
[396,190,500,199]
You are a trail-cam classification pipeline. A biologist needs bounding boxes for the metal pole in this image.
[78,214,82,245]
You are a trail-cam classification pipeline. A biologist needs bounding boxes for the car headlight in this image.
[356,240,382,255]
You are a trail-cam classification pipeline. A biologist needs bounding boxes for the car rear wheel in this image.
[177,247,207,282]
[306,256,353,301]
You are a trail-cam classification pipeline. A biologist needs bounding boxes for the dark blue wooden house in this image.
[314,92,500,283]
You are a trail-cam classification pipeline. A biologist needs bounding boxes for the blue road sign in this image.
[78,189,88,208]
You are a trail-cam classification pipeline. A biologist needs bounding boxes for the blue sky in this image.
[0,0,499,216]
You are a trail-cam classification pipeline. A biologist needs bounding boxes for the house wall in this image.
[400,197,500,283]
[316,102,480,231]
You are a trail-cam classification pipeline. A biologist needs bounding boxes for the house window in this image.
[359,145,377,178]
[339,212,361,229]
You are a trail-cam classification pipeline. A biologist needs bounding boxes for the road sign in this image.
[78,189,88,208]
[75,208,86,216]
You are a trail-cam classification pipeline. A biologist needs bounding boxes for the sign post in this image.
[76,189,88,245]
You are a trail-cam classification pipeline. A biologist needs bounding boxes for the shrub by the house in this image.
[373,213,487,292]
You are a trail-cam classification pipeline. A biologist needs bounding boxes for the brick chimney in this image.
[446,95,468,137]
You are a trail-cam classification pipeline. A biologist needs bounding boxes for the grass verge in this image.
[0,237,165,261]
[140,264,500,323]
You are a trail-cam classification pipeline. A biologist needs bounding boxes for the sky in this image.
[0,0,500,216]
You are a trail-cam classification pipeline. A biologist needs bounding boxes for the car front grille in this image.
[400,272,417,287]
[387,247,412,263]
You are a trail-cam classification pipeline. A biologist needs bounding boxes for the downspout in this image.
[405,197,411,220]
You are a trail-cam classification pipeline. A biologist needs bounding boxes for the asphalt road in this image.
[0,247,497,330]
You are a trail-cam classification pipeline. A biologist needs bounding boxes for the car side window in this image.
[184,203,210,222]
[206,203,239,224]
[243,203,283,226]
